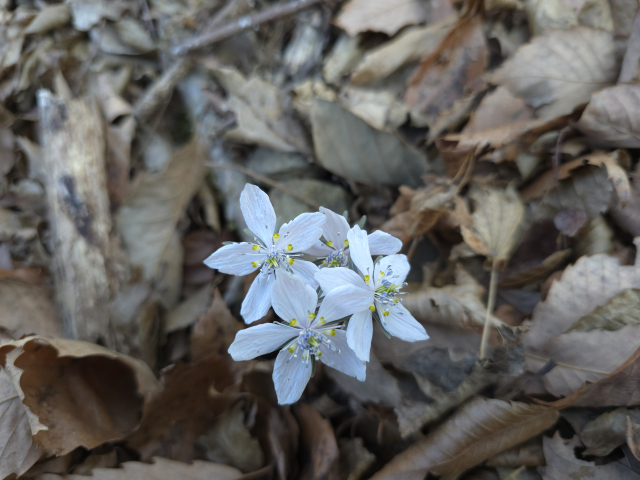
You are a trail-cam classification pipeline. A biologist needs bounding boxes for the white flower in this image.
[204,184,325,324]
[228,273,369,404]
[315,225,428,362]
[305,207,402,268]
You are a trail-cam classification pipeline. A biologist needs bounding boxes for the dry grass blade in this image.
[370,397,558,480]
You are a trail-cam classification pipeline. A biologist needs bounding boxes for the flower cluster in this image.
[205,184,428,404]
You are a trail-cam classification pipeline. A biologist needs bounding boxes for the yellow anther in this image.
[326,240,333,247]
[393,298,398,303]
[288,345,295,353]
[251,261,259,268]
[290,318,298,326]
[317,351,322,357]
[273,233,280,240]
[287,257,294,265]
[344,239,349,247]
[286,244,293,251]
[369,304,376,312]
[383,311,390,317]
[326,329,336,336]
[318,317,325,324]
[308,313,316,320]
[364,275,370,284]
[251,244,259,251]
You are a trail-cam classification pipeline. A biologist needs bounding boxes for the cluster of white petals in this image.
[205,184,428,404]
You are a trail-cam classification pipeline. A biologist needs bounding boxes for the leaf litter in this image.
[3,0,640,479]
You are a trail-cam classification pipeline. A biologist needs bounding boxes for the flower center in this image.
[322,248,348,268]
[286,328,339,363]
[246,243,299,277]
[374,265,408,319]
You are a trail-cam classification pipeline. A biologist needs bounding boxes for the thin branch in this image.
[171,0,323,55]
[208,162,321,209]
[480,262,499,359]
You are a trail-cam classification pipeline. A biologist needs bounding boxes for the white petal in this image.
[377,303,429,342]
[203,243,260,276]
[367,230,402,256]
[240,184,276,246]
[241,276,273,324]
[315,285,373,324]
[319,330,366,381]
[346,310,373,362]
[304,240,332,257]
[276,212,325,252]
[273,348,312,404]
[347,225,373,277]
[315,267,367,293]
[272,272,318,328]
[228,324,298,360]
[289,259,320,289]
[320,207,350,248]
[375,254,411,285]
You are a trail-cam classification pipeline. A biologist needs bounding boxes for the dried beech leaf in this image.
[310,100,428,188]
[24,4,71,34]
[525,0,614,35]
[0,368,38,479]
[462,86,535,134]
[461,186,525,264]
[581,407,640,457]
[570,289,640,332]
[334,0,428,37]
[0,280,63,339]
[404,264,501,332]
[492,27,619,119]
[370,397,559,480]
[576,85,640,148]
[43,456,243,480]
[0,336,160,455]
[525,241,640,351]
[296,404,339,480]
[540,433,639,480]
[526,325,640,397]
[486,438,544,467]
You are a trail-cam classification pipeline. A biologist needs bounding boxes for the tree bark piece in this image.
[37,90,125,347]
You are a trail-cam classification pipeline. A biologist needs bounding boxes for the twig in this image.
[171,0,323,55]
[208,162,321,209]
[480,262,499,359]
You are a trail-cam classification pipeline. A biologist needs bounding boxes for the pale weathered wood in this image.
[37,90,126,347]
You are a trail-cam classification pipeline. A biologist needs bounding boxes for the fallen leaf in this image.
[296,404,339,480]
[627,416,640,461]
[524,240,640,351]
[581,407,640,456]
[524,0,613,35]
[334,0,428,37]
[41,456,243,480]
[0,280,63,339]
[492,27,620,119]
[461,185,525,266]
[575,85,640,148]
[350,18,456,85]
[310,100,428,188]
[540,433,639,480]
[486,438,545,467]
[322,33,365,85]
[25,4,71,34]
[404,264,501,332]
[0,368,39,479]
[370,397,559,480]
[338,86,408,132]
[211,66,310,155]
[462,86,535,134]
[164,283,214,334]
[526,325,640,397]
[570,289,640,332]
[0,336,160,455]
[405,16,487,127]
[619,8,640,82]
[339,437,376,480]
[553,208,588,237]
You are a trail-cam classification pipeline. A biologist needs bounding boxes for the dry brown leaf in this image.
[370,397,559,480]
[211,66,310,155]
[0,368,39,479]
[500,250,570,289]
[334,0,428,37]
[619,8,640,82]
[338,87,408,132]
[310,100,428,188]
[350,18,456,85]
[461,185,525,265]
[524,240,640,351]
[627,416,640,461]
[25,4,70,34]
[526,325,640,397]
[296,404,339,480]
[0,280,63,340]
[404,264,501,332]
[339,437,376,480]
[462,86,535,134]
[525,0,613,35]
[164,283,214,334]
[492,27,620,119]
[405,16,487,127]
[0,336,160,455]
[581,407,640,456]
[41,456,243,480]
[540,433,640,480]
[486,438,544,467]
[570,289,640,332]
[575,85,640,148]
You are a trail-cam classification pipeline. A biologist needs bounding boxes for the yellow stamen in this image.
[383,311,390,317]
[344,239,349,247]
[286,244,293,251]
[308,313,316,320]
[326,240,333,247]
[309,337,319,347]
[364,275,370,284]
[318,317,325,324]
[287,257,294,265]
[251,261,259,268]
[290,318,298,326]
[288,345,295,353]
[273,233,280,240]
[369,304,376,312]
[326,329,336,336]
[251,244,259,251]
[317,351,322,357]
[393,299,398,303]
